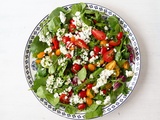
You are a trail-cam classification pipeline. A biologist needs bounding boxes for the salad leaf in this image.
[107,16,119,29]
[85,105,103,119]
[86,103,99,112]
[48,17,61,34]
[37,64,48,77]
[32,75,47,92]
[65,105,77,114]
[30,36,48,57]
[49,7,68,19]
[78,67,87,81]
[36,86,48,98]
[71,2,86,15]
[48,55,58,74]
[92,68,104,78]
[46,95,59,106]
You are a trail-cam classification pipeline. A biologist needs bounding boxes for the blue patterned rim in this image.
[24,3,141,119]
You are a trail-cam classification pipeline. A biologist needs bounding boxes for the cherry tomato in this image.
[69,24,76,33]
[74,39,89,49]
[87,84,93,89]
[109,39,121,46]
[84,64,88,70]
[93,46,100,54]
[65,53,72,59]
[91,29,106,40]
[100,46,107,54]
[71,63,82,73]
[117,32,123,40]
[52,37,59,50]
[78,90,87,98]
[103,49,115,62]
[60,94,69,104]
[70,19,75,24]
[62,36,70,44]
[68,90,73,97]
[101,89,107,94]
[78,103,86,110]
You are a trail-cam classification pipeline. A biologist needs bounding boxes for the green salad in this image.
[30,3,135,119]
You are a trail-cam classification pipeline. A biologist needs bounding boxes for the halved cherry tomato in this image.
[93,46,100,54]
[91,29,106,40]
[71,63,82,73]
[60,94,69,104]
[78,90,87,98]
[86,89,94,98]
[69,24,76,33]
[117,32,123,40]
[62,36,70,44]
[52,37,59,50]
[78,103,86,110]
[109,39,121,47]
[74,39,89,49]
[103,49,115,62]
[86,97,93,106]
[87,84,93,89]
[100,46,107,54]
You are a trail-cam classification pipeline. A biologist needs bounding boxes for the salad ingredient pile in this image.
[30,3,135,119]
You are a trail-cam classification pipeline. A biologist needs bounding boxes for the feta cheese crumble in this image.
[40,56,52,68]
[126,70,134,77]
[92,69,114,93]
[103,96,110,105]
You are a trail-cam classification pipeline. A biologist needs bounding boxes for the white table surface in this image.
[0,0,160,120]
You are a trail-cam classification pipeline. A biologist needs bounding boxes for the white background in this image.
[0,0,160,120]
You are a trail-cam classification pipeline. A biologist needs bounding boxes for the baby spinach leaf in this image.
[37,64,47,77]
[32,76,47,92]
[86,103,99,112]
[30,36,48,57]
[78,67,87,81]
[48,17,61,34]
[49,7,68,19]
[46,95,59,106]
[65,105,77,114]
[107,16,119,29]
[71,2,86,15]
[85,105,103,119]
[36,86,48,98]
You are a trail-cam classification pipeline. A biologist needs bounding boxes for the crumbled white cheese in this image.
[56,28,65,41]
[104,26,108,30]
[58,57,67,66]
[59,11,66,24]
[40,56,52,68]
[96,100,102,105]
[103,96,110,105]
[60,45,68,54]
[90,51,94,56]
[39,32,52,46]
[92,69,114,93]
[73,59,81,65]
[89,55,98,63]
[69,94,84,105]
[44,47,52,54]
[46,75,55,93]
[54,93,59,98]
[66,86,72,92]
[126,70,134,77]
[53,77,64,88]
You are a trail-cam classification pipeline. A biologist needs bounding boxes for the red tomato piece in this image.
[93,46,100,54]
[103,49,115,62]
[109,39,121,47]
[60,94,69,104]
[74,39,89,49]
[91,29,106,40]
[70,19,75,24]
[62,36,70,44]
[78,90,87,98]
[101,89,107,94]
[117,32,123,40]
[100,46,107,54]
[65,53,72,59]
[52,37,59,49]
[87,84,93,89]
[71,63,82,73]
[69,24,76,33]
[78,103,86,110]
